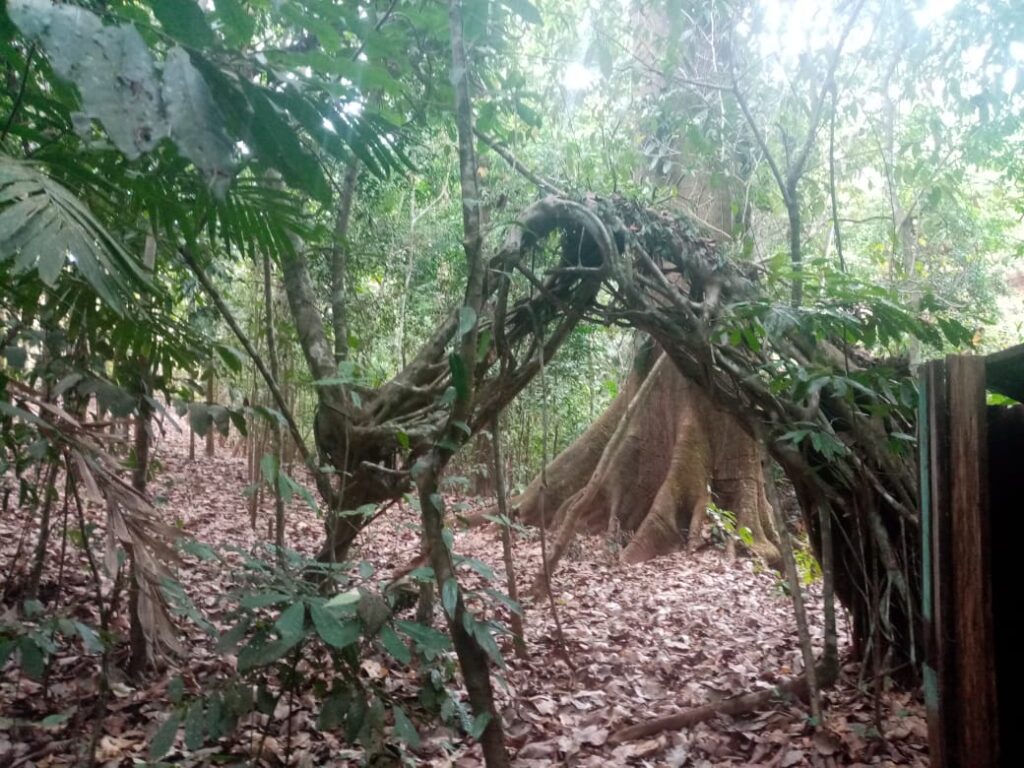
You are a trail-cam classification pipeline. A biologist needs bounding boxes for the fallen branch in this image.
[609,663,838,744]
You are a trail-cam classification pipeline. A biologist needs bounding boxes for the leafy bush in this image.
[149,544,503,763]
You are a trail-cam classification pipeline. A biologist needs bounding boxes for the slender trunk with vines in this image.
[491,414,527,659]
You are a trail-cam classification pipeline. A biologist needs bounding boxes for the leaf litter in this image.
[1,424,929,766]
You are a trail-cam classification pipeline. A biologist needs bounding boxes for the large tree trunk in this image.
[514,344,781,591]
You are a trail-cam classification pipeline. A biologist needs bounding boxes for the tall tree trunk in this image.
[205,367,215,458]
[407,3,510,765]
[263,251,287,557]
[331,163,358,366]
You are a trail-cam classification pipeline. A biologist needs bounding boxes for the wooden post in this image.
[920,356,1000,768]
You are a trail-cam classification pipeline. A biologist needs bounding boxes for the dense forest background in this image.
[1,0,1022,765]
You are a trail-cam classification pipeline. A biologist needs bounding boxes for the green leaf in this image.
[469,712,492,740]
[17,637,44,680]
[439,386,457,407]
[318,687,350,730]
[236,632,303,672]
[441,579,458,618]
[449,354,469,401]
[260,453,279,484]
[183,700,205,751]
[168,675,185,704]
[0,159,142,313]
[459,557,495,580]
[392,705,421,747]
[40,709,74,728]
[10,0,162,159]
[213,0,255,46]
[458,305,477,337]
[189,405,213,437]
[275,601,306,639]
[324,589,362,609]
[149,0,215,48]
[467,616,504,668]
[74,621,103,652]
[215,617,251,653]
[162,47,234,194]
[246,88,330,202]
[239,591,290,609]
[345,693,368,743]
[309,604,361,649]
[476,329,492,362]
[396,430,410,450]
[205,693,224,741]
[483,587,522,615]
[378,624,411,664]
[396,620,451,654]
[407,566,434,582]
[149,711,181,760]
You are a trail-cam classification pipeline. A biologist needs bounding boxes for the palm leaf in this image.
[0,157,148,314]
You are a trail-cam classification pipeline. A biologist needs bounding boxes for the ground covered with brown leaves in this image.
[1,424,929,767]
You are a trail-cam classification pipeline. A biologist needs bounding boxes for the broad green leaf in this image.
[275,601,306,639]
[458,306,477,337]
[168,675,185,704]
[0,159,142,313]
[17,637,44,680]
[392,705,421,747]
[310,604,361,649]
[149,0,215,48]
[246,88,330,202]
[236,632,303,672]
[459,557,495,580]
[40,710,74,728]
[214,0,255,47]
[396,620,451,654]
[149,711,181,760]
[183,700,205,750]
[216,617,251,652]
[162,46,235,195]
[260,453,279,484]
[318,687,350,730]
[476,328,492,362]
[206,693,224,741]
[10,0,163,159]
[469,712,492,740]
[378,624,411,664]
[324,589,362,609]
[482,587,522,616]
[74,621,103,652]
[466,615,504,668]
[441,578,458,618]
[449,354,469,401]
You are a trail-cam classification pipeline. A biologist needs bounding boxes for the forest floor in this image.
[1,421,929,767]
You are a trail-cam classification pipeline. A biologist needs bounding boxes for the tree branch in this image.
[177,245,314,469]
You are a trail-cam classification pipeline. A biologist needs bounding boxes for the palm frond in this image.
[0,156,149,314]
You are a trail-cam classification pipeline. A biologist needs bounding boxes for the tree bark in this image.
[263,250,287,557]
[492,415,527,659]
[331,162,358,366]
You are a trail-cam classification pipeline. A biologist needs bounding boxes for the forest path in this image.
[1,419,928,767]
